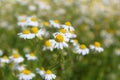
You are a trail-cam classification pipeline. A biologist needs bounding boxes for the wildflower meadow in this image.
[0,0,120,80]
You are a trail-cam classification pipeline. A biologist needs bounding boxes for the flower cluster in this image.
[17,18,104,55]
[17,15,38,27]
[1,0,120,79]
[0,48,56,80]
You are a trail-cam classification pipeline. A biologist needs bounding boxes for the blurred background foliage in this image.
[0,0,120,80]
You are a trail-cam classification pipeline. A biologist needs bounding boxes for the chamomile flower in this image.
[59,28,76,39]
[15,64,26,71]
[44,21,50,27]
[90,41,104,52]
[41,28,50,38]
[53,32,69,49]
[44,70,56,80]
[75,44,89,55]
[0,55,10,63]
[68,30,77,38]
[17,15,27,21]
[17,18,27,27]
[28,5,36,11]
[62,21,75,31]
[25,52,37,60]
[18,29,34,39]
[12,48,19,54]
[36,67,45,78]
[36,1,51,10]
[31,27,45,38]
[18,69,35,80]
[53,32,69,42]
[23,47,31,53]
[59,28,70,38]
[49,20,61,28]
[43,40,55,51]
[9,53,24,63]
[70,39,79,46]
[27,16,39,26]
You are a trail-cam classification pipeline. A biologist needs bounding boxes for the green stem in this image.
[0,68,4,80]
[59,50,65,71]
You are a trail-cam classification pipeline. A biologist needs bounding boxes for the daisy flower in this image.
[9,53,24,64]
[75,44,89,55]
[31,27,45,38]
[90,41,104,52]
[59,28,71,38]
[44,70,56,80]
[18,69,35,80]
[17,14,27,21]
[18,29,34,39]
[53,32,69,42]
[49,20,61,28]
[0,55,10,63]
[36,1,51,10]
[68,30,77,38]
[15,64,26,71]
[12,48,19,54]
[36,67,45,78]
[44,21,50,27]
[27,16,39,26]
[28,5,36,11]
[61,21,75,31]
[43,40,55,51]
[59,28,76,39]
[70,39,79,46]
[23,47,31,53]
[53,32,69,49]
[17,18,27,27]
[25,52,37,60]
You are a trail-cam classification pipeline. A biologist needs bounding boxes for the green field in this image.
[0,0,120,80]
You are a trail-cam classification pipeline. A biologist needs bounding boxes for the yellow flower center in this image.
[45,40,52,47]
[94,42,101,47]
[31,27,39,34]
[74,39,78,43]
[54,20,59,24]
[30,52,35,56]
[22,69,31,75]
[31,17,37,22]
[20,19,26,22]
[13,54,20,58]
[22,30,30,34]
[46,70,52,74]
[59,29,66,34]
[55,34,64,42]
[3,56,8,59]
[65,21,71,26]
[40,67,45,70]
[80,44,87,49]
[44,22,49,26]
